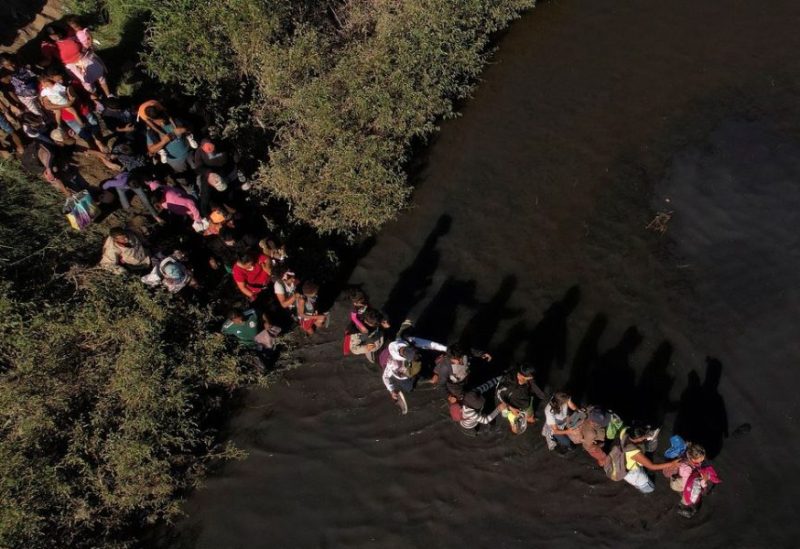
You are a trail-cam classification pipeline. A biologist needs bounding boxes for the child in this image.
[273,265,300,310]
[296,281,328,335]
[347,288,370,335]
[39,73,83,128]
[64,16,113,98]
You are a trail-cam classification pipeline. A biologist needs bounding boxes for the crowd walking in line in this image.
[344,304,721,518]
[0,14,720,522]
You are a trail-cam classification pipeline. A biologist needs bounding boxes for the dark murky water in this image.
[160,1,800,547]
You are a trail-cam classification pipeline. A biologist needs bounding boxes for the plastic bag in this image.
[63,191,99,231]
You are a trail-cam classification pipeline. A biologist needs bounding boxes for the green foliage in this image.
[0,163,250,548]
[139,0,536,235]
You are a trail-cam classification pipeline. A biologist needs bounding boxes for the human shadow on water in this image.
[523,285,581,391]
[382,214,452,327]
[459,275,523,350]
[633,341,677,426]
[585,326,642,419]
[673,357,729,459]
[566,313,608,406]
[414,276,478,344]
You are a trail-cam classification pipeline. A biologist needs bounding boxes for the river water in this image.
[160,1,800,547]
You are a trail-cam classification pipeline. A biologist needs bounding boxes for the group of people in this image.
[2,15,719,522]
[342,291,721,518]
[1,17,329,362]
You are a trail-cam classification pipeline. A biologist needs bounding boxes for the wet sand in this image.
[159,1,800,547]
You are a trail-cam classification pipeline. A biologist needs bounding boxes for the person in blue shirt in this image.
[143,104,195,174]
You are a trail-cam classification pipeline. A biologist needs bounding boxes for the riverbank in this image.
[156,0,800,547]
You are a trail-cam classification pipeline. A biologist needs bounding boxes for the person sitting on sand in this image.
[296,281,328,335]
[496,363,547,434]
[542,391,578,452]
[428,342,492,398]
[617,425,678,494]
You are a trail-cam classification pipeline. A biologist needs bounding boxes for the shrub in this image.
[0,162,249,548]
[140,0,536,235]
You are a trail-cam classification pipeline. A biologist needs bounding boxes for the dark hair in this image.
[448,342,466,357]
[103,97,123,110]
[64,15,83,27]
[21,112,45,128]
[302,281,319,295]
[628,425,651,440]
[348,288,367,304]
[109,227,126,238]
[144,105,166,120]
[45,25,67,39]
[518,362,536,378]
[227,307,244,321]
[363,308,380,326]
[237,248,260,265]
[548,392,571,413]
[126,168,149,189]
[218,227,236,242]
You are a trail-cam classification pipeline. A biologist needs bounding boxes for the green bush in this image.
[140,0,536,235]
[0,162,250,548]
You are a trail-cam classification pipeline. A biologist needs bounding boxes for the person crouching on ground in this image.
[296,281,328,335]
[542,391,578,453]
[99,227,151,275]
[496,363,547,434]
[348,308,389,363]
[619,425,678,494]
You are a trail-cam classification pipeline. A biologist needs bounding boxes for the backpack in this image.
[449,403,464,422]
[587,405,611,428]
[605,412,624,440]
[63,191,99,231]
[342,332,352,356]
[603,436,628,481]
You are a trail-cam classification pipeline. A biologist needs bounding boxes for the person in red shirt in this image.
[43,26,82,66]
[232,249,272,301]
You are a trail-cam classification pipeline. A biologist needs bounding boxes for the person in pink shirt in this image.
[65,15,93,50]
[148,182,202,223]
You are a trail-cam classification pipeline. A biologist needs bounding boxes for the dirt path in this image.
[1,0,62,52]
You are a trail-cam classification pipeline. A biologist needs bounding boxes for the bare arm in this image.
[633,453,678,472]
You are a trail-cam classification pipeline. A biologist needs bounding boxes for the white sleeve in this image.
[406,337,447,353]
[545,405,556,426]
[382,362,396,392]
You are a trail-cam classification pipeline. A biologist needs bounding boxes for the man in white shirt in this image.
[382,335,447,402]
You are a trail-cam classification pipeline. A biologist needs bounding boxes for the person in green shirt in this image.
[221,308,261,349]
